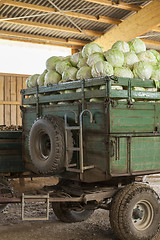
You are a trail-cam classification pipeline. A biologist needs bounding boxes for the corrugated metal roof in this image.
[0,0,159,49]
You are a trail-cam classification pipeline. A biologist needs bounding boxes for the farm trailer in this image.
[0,76,160,240]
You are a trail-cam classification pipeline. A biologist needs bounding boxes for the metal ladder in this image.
[65,109,95,174]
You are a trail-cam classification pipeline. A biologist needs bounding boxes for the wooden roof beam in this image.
[0,30,88,47]
[0,35,83,49]
[0,17,103,37]
[141,39,160,47]
[85,0,142,12]
[0,0,7,7]
[4,0,122,25]
[152,26,160,32]
[94,0,160,50]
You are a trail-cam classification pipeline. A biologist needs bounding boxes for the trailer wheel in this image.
[29,115,73,174]
[110,183,160,240]
[0,178,13,212]
[52,202,94,223]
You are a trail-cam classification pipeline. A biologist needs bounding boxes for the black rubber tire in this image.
[109,183,135,240]
[52,202,94,223]
[29,115,73,174]
[0,178,13,212]
[110,183,160,240]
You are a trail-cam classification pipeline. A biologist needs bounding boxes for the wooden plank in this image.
[0,73,30,78]
[0,18,103,37]
[141,39,160,47]
[85,0,142,11]
[0,101,20,105]
[0,31,88,47]
[0,76,5,125]
[0,35,84,49]
[4,76,11,126]
[94,0,160,50]
[17,77,23,126]
[11,76,17,126]
[4,0,122,25]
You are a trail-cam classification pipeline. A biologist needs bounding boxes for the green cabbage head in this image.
[91,61,113,77]
[112,40,130,53]
[44,70,61,86]
[128,38,146,53]
[133,61,153,80]
[114,67,133,78]
[76,66,92,80]
[56,60,72,75]
[62,67,78,82]
[123,52,139,69]
[104,49,124,67]
[82,43,103,58]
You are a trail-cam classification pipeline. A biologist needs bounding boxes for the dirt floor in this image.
[0,176,160,240]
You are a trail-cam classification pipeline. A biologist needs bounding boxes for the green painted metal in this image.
[21,77,160,182]
[0,131,25,173]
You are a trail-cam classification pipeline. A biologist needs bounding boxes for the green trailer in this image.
[1,76,160,240]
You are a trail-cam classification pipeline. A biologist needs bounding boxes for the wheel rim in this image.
[132,200,154,231]
[37,131,51,160]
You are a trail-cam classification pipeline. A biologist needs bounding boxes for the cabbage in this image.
[27,74,40,88]
[26,77,30,88]
[123,52,139,69]
[56,60,72,75]
[64,55,71,62]
[77,58,88,68]
[137,50,157,64]
[90,98,103,102]
[76,66,92,80]
[44,70,61,86]
[100,85,123,90]
[37,69,48,86]
[104,49,124,67]
[133,61,153,80]
[82,43,103,58]
[148,49,160,62]
[132,87,146,91]
[128,38,146,53]
[46,56,62,71]
[112,41,130,53]
[64,90,75,94]
[70,52,82,67]
[62,67,78,82]
[87,52,105,67]
[91,61,113,77]
[76,88,89,92]
[114,67,133,78]
[151,65,160,81]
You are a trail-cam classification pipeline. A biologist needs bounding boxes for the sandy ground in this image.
[0,176,160,240]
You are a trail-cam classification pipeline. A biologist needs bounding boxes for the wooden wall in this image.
[0,73,29,126]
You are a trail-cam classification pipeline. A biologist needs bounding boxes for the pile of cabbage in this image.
[26,39,160,102]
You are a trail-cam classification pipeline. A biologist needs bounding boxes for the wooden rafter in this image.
[0,30,88,47]
[94,0,160,50]
[141,39,160,47]
[152,26,160,33]
[84,0,142,12]
[4,0,122,25]
[0,0,7,7]
[0,35,83,49]
[0,17,103,37]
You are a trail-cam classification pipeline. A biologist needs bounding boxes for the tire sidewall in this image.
[29,117,65,173]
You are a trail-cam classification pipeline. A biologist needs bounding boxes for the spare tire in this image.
[28,115,73,174]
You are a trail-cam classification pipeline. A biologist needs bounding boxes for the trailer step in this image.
[21,193,50,221]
